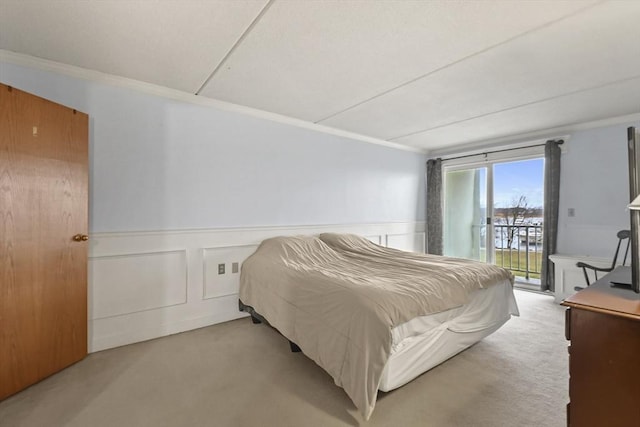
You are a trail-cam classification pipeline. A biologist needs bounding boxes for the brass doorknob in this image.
[73,234,89,242]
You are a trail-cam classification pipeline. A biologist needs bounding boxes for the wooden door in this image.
[0,83,88,400]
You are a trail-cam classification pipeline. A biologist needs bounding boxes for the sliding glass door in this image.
[443,155,545,285]
[443,166,491,262]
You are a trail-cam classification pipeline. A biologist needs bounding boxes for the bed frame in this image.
[239,299,301,353]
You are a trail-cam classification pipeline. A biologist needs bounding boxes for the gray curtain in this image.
[426,158,443,255]
[541,140,562,292]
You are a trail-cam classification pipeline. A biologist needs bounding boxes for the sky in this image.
[493,158,544,208]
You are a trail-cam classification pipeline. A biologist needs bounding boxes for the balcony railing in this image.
[493,224,543,281]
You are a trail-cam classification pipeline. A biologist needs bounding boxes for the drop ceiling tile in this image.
[322,1,640,142]
[396,76,640,151]
[0,0,267,93]
[199,0,597,121]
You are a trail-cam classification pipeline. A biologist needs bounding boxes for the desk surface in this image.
[562,266,640,320]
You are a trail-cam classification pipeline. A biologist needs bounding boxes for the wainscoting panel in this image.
[90,250,187,319]
[88,222,425,352]
[203,245,259,300]
[549,254,611,303]
[386,233,425,252]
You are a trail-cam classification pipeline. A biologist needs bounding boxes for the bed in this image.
[239,233,518,419]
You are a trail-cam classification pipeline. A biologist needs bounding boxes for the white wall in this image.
[557,122,639,257]
[0,58,427,351]
[0,60,426,233]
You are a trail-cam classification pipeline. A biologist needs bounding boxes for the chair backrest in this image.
[575,230,631,288]
[612,229,631,268]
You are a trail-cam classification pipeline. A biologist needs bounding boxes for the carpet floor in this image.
[0,290,567,427]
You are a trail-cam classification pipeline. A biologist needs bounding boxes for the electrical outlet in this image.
[232,262,239,274]
[568,208,575,217]
[218,263,225,275]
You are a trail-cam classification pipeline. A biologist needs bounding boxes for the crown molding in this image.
[0,49,426,154]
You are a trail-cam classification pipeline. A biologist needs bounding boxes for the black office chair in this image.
[574,230,631,291]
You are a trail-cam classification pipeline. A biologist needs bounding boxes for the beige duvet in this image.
[239,234,513,419]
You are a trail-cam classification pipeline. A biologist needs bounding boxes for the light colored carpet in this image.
[0,290,567,427]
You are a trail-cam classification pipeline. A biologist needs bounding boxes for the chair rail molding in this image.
[88,221,425,352]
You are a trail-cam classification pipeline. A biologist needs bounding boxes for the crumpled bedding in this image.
[239,234,513,419]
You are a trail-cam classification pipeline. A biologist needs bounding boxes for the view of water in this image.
[477,220,544,252]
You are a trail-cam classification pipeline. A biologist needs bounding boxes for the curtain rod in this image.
[437,139,564,162]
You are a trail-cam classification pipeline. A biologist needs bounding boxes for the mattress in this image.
[380,280,518,391]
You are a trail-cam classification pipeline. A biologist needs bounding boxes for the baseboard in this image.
[88,222,426,352]
[90,301,248,352]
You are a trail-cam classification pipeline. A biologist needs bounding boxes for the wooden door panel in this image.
[0,84,88,400]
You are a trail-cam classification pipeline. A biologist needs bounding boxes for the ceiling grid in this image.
[1,0,638,152]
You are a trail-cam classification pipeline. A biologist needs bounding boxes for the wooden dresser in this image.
[561,267,640,427]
